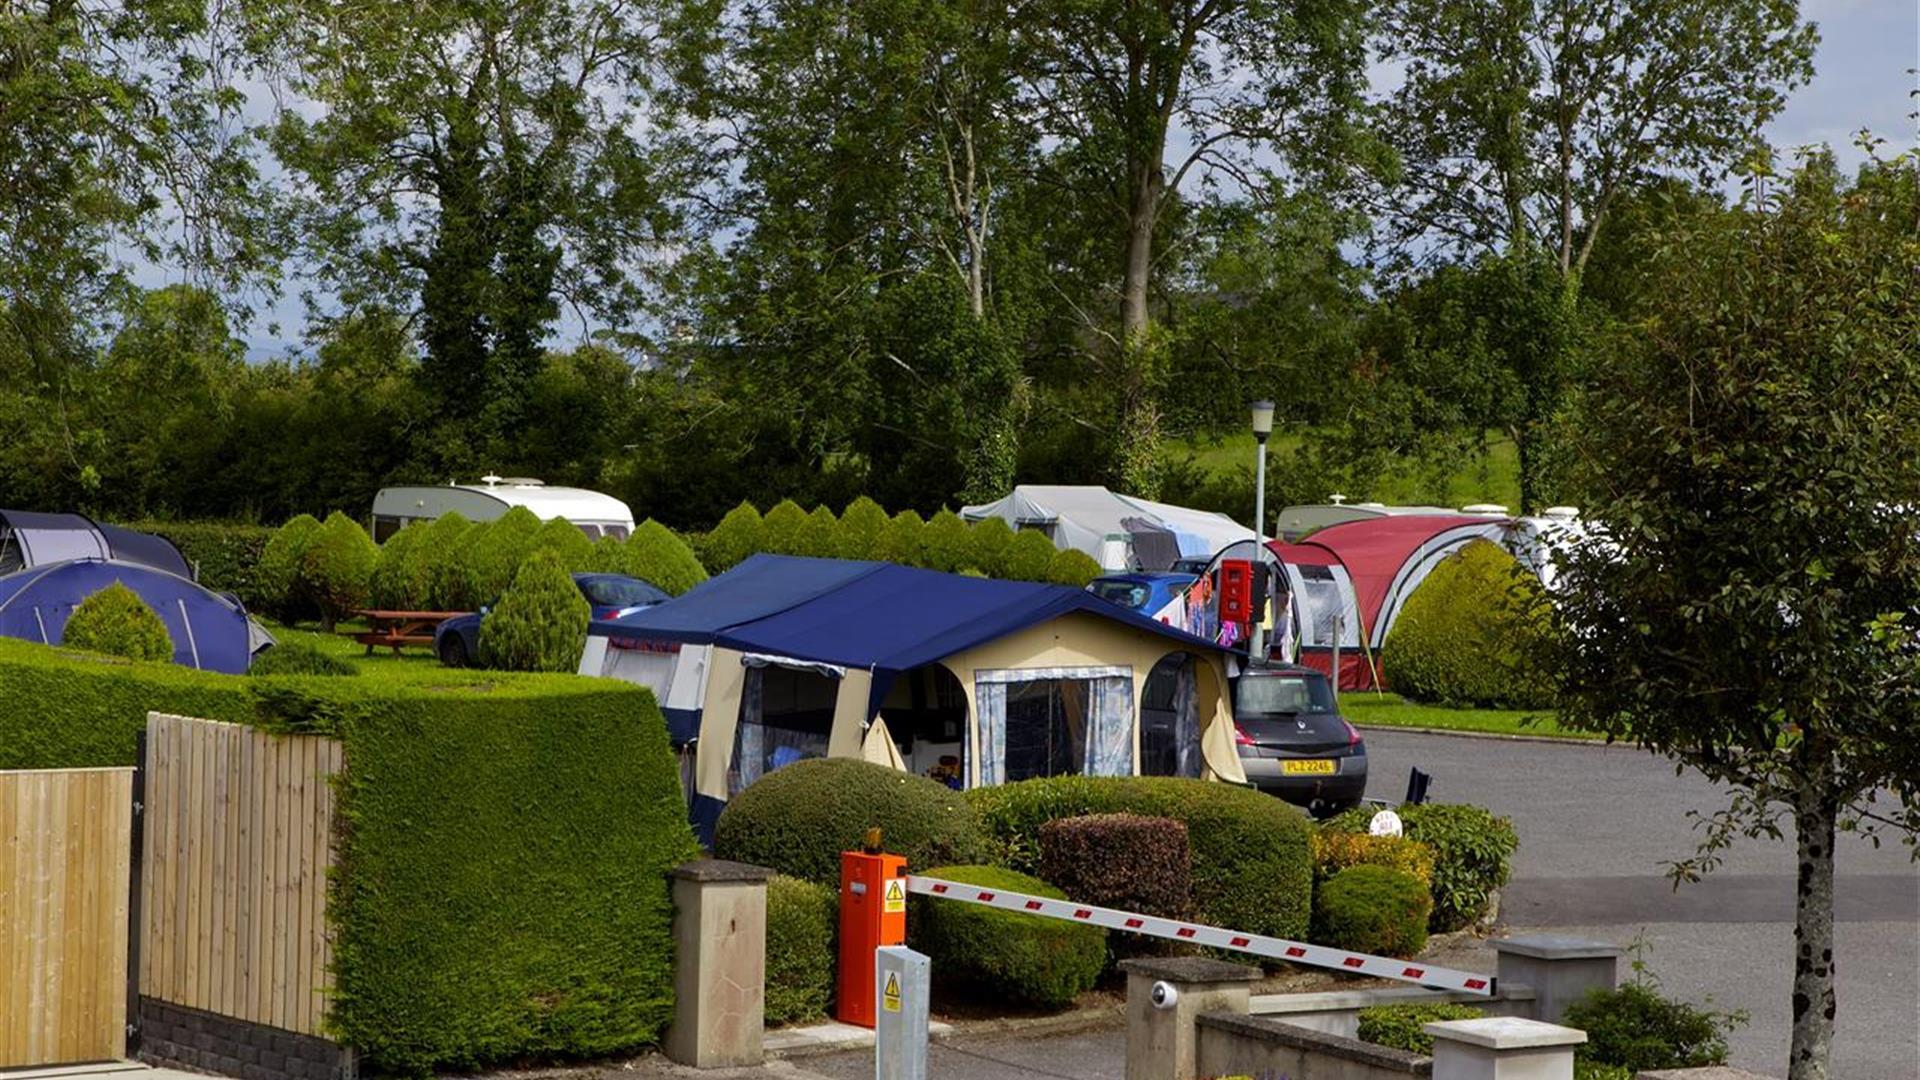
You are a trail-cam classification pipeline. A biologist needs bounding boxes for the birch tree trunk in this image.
[1788,773,1838,1080]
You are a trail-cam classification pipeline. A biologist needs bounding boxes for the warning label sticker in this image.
[882,971,901,1013]
[884,878,907,913]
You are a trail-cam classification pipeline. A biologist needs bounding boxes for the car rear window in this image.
[1235,673,1335,715]
[581,577,662,608]
[1090,581,1152,609]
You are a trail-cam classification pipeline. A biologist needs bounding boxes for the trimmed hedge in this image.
[909,865,1106,1009]
[1311,865,1431,958]
[765,874,837,1025]
[1380,539,1555,708]
[249,641,358,677]
[966,776,1313,942]
[0,638,699,1073]
[1039,813,1190,919]
[1326,802,1517,932]
[1357,1002,1485,1054]
[119,520,276,608]
[714,759,991,886]
[64,582,174,662]
[258,514,322,618]
[302,511,379,630]
[1047,548,1102,587]
[1310,830,1435,887]
[369,521,429,609]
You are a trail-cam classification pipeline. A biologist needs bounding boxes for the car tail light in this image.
[1343,719,1363,747]
[1235,724,1257,747]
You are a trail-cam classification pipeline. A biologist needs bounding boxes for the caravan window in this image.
[729,665,838,794]
[602,524,631,540]
[372,514,405,543]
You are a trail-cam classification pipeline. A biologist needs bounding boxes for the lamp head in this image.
[1250,399,1275,441]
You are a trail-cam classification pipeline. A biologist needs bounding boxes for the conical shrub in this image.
[623,519,709,595]
[1003,529,1058,582]
[761,500,810,556]
[257,514,322,617]
[369,522,429,609]
[531,516,596,571]
[880,510,926,566]
[1047,548,1102,587]
[920,510,972,573]
[300,512,379,631]
[408,513,476,610]
[463,506,543,602]
[700,502,764,572]
[795,506,839,558]
[479,549,590,672]
[837,496,889,560]
[967,517,1016,578]
[63,582,174,662]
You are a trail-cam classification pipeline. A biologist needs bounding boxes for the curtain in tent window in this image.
[973,667,1133,785]
[1172,662,1200,778]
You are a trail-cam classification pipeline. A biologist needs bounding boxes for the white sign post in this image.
[874,945,930,1080]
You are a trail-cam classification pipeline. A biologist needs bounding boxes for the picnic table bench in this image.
[348,610,468,655]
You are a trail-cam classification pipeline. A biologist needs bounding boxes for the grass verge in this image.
[1340,692,1601,740]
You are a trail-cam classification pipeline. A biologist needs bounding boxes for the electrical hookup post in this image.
[838,847,908,1027]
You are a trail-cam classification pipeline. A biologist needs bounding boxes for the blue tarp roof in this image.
[592,553,1225,671]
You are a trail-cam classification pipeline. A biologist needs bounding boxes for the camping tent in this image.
[1271,502,1464,542]
[580,554,1246,838]
[0,559,272,673]
[0,510,193,579]
[961,485,1255,570]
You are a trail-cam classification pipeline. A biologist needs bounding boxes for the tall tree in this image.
[251,0,677,456]
[1371,0,1816,509]
[1545,152,1920,1080]
[1020,0,1370,493]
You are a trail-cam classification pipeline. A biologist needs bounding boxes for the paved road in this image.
[1362,728,1920,1080]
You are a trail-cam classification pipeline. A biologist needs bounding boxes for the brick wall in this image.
[138,997,356,1080]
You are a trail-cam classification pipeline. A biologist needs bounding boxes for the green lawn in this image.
[261,618,456,679]
[1167,429,1522,511]
[1339,692,1602,740]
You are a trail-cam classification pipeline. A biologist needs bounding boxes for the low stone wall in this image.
[1196,1013,1431,1080]
[1249,984,1538,1039]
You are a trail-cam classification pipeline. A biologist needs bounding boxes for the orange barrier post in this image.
[837,849,908,1027]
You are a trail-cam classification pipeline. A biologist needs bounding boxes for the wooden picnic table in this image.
[347,610,469,656]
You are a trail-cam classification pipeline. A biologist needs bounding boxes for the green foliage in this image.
[908,865,1106,1010]
[1045,548,1102,587]
[622,519,709,595]
[1326,803,1517,932]
[0,638,253,769]
[919,510,972,573]
[879,510,926,565]
[1356,1002,1485,1055]
[761,500,811,556]
[301,512,380,631]
[713,758,991,887]
[764,875,837,1026]
[1311,865,1431,958]
[1003,529,1058,582]
[837,496,890,560]
[531,516,596,571]
[967,776,1312,941]
[966,517,1016,579]
[462,507,544,602]
[258,515,323,616]
[1563,982,1740,1071]
[479,549,591,672]
[249,641,359,677]
[369,522,430,609]
[63,583,174,662]
[1310,830,1435,887]
[700,503,766,572]
[588,535,628,573]
[119,521,276,610]
[411,513,478,610]
[1573,1063,1634,1080]
[795,505,840,558]
[1382,540,1554,708]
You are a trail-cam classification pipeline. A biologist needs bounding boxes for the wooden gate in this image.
[0,767,135,1067]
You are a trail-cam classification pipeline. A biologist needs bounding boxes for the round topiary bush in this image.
[622,519,708,595]
[257,513,322,618]
[1311,864,1432,958]
[1047,548,1103,587]
[369,522,430,609]
[966,517,1016,578]
[531,515,596,571]
[1003,529,1059,582]
[406,512,477,610]
[879,509,925,565]
[249,641,359,676]
[1324,802,1517,932]
[765,874,837,1025]
[300,511,380,631]
[1380,539,1555,708]
[761,500,810,556]
[478,549,590,672]
[700,502,765,572]
[63,582,174,662]
[919,510,972,573]
[837,497,890,560]
[462,506,544,602]
[713,758,991,886]
[909,864,1106,1010]
[967,775,1314,942]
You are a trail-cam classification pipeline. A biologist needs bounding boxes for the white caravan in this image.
[370,477,636,541]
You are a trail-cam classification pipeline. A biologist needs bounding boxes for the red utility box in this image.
[836,850,908,1027]
[1218,558,1253,623]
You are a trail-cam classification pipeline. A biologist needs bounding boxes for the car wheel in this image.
[1309,799,1355,821]
[439,635,468,669]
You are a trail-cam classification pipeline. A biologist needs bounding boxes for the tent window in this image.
[0,529,21,576]
[1003,680,1088,782]
[1297,566,1343,647]
[1141,655,1200,778]
[977,668,1133,785]
[729,665,838,794]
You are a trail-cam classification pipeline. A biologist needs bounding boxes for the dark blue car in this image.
[435,572,669,667]
[1086,572,1198,620]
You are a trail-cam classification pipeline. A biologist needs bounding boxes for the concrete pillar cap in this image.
[1117,956,1262,984]
[1490,934,1623,960]
[1424,1017,1589,1050]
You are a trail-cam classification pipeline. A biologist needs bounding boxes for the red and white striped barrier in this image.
[906,874,1495,996]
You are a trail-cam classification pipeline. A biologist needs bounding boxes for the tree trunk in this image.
[1788,777,1838,1080]
[1121,163,1159,344]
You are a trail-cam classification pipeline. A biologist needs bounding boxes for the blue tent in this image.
[0,559,267,673]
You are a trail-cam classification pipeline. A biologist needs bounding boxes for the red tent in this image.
[1269,515,1510,690]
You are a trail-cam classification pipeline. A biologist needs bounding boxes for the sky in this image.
[221,0,1920,356]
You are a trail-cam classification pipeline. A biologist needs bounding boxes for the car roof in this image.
[1091,572,1198,585]
[1239,662,1325,678]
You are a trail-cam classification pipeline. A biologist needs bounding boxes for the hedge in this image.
[302,511,379,630]
[1357,1002,1485,1054]
[1038,813,1190,919]
[1310,831,1435,887]
[765,874,837,1025]
[1310,865,1431,958]
[909,865,1106,1009]
[64,582,175,662]
[118,520,276,609]
[1326,803,1517,932]
[1380,539,1555,708]
[248,641,358,677]
[713,758,991,886]
[0,638,699,1073]
[479,549,590,672]
[967,776,1313,942]
[622,519,708,596]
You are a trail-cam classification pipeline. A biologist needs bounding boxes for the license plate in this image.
[1282,759,1337,775]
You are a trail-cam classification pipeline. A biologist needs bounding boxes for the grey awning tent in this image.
[0,510,192,579]
[961,486,1255,571]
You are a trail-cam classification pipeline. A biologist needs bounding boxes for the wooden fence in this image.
[0,767,134,1068]
[140,713,342,1038]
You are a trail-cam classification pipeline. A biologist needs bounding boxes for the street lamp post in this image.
[1249,400,1275,662]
